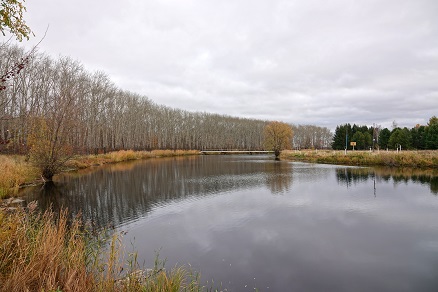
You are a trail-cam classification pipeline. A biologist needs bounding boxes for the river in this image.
[20,155,438,291]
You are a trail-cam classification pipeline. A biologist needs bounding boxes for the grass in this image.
[0,203,211,292]
[281,149,438,168]
[0,155,39,199]
[66,150,201,169]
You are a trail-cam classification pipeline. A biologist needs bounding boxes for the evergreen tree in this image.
[425,124,438,149]
[351,131,365,149]
[378,128,391,149]
[332,116,437,151]
[388,128,412,150]
[331,124,352,150]
[364,132,372,149]
[411,126,426,150]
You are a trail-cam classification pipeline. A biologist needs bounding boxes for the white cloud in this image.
[15,0,438,130]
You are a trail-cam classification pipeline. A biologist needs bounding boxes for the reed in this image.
[0,203,211,292]
[281,150,438,168]
[150,149,200,158]
[66,150,201,169]
[0,155,38,199]
[0,204,94,291]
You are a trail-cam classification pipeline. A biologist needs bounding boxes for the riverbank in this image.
[281,149,438,168]
[0,150,200,199]
[0,204,207,291]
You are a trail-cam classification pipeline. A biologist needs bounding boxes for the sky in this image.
[12,0,438,130]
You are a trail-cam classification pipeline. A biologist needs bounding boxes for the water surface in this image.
[21,155,438,291]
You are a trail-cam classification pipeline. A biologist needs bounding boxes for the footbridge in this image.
[200,150,274,155]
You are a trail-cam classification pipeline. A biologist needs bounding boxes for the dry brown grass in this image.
[281,149,438,168]
[0,205,94,291]
[66,150,200,169]
[0,204,210,292]
[0,155,38,199]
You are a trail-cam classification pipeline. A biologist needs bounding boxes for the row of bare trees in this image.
[0,44,332,156]
[292,124,333,149]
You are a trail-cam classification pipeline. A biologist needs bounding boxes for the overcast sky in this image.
[15,0,438,130]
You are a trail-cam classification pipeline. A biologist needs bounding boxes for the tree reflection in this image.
[19,156,438,230]
[336,167,438,195]
[19,156,294,228]
[336,168,370,188]
[264,161,293,194]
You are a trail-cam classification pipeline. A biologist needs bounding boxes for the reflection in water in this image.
[336,167,438,195]
[20,157,438,227]
[18,155,438,292]
[264,161,293,194]
[20,155,293,227]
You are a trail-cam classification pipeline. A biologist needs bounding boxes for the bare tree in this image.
[1,44,335,174]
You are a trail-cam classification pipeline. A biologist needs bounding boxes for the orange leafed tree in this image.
[264,121,293,158]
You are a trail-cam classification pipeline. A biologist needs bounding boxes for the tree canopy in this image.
[333,117,438,151]
[263,121,293,158]
[1,0,32,41]
[388,128,411,150]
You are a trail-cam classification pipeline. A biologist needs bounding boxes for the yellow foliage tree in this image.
[264,121,293,158]
[1,0,32,40]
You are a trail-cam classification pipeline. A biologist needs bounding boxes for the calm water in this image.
[20,155,438,291]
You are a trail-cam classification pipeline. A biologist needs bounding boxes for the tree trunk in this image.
[42,167,55,181]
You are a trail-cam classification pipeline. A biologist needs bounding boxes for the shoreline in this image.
[0,149,201,199]
[281,149,438,169]
[3,149,438,199]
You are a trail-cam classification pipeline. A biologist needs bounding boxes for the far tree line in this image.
[332,117,438,150]
[0,44,331,154]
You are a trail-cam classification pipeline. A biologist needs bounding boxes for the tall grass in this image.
[0,204,210,292]
[0,204,94,291]
[67,150,200,169]
[0,155,38,199]
[281,150,438,168]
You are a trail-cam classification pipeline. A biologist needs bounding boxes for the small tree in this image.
[263,121,293,158]
[28,117,73,181]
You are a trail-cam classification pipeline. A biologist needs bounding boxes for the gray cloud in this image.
[17,0,438,130]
